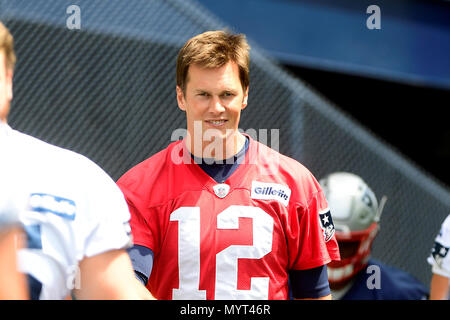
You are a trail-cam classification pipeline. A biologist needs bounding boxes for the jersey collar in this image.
[180,133,258,192]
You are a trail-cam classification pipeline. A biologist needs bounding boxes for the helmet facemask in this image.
[328,222,379,284]
[319,172,386,287]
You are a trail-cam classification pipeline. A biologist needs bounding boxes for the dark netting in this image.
[1,0,449,288]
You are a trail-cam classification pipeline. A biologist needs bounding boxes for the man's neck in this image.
[186,131,246,161]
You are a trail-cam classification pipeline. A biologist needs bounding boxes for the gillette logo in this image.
[254,187,289,199]
[251,181,291,206]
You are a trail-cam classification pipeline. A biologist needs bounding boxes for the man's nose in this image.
[209,95,225,113]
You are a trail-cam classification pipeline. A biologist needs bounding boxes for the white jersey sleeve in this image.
[77,159,133,258]
[0,125,23,232]
[428,214,450,278]
[0,180,22,232]
[3,125,132,299]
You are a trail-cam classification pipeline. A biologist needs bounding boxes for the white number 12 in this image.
[170,205,274,300]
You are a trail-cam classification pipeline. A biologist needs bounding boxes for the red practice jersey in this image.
[117,136,340,300]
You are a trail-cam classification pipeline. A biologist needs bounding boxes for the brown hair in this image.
[0,22,16,71]
[176,30,250,93]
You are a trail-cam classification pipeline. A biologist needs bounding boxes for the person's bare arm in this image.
[0,227,28,299]
[73,248,155,300]
[429,273,449,300]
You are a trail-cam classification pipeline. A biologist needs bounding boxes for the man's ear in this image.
[241,87,249,110]
[176,86,186,111]
[6,69,13,101]
[1,68,13,122]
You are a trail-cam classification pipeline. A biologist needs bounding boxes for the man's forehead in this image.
[186,61,241,90]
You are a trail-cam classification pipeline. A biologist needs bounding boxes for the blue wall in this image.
[196,0,450,90]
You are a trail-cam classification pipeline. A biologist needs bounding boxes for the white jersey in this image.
[0,123,132,299]
[0,124,23,232]
[0,176,21,232]
[428,214,450,279]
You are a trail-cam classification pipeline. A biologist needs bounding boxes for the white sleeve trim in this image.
[430,260,450,278]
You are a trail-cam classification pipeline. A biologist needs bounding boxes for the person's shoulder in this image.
[11,129,93,167]
[342,259,428,300]
[249,137,322,205]
[367,259,429,298]
[10,128,60,154]
[433,214,450,246]
[251,140,320,188]
[11,128,115,185]
[250,137,313,177]
[120,140,181,174]
[441,214,450,232]
[369,258,414,279]
[117,140,182,190]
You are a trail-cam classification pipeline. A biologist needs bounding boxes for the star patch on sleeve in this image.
[319,209,335,242]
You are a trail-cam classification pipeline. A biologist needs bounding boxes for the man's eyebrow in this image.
[193,88,239,94]
[221,88,238,93]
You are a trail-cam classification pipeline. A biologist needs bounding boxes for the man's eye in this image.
[222,92,235,97]
[198,92,209,97]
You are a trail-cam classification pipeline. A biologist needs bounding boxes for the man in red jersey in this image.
[117,30,340,300]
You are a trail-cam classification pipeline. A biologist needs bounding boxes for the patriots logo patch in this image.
[319,209,335,242]
[213,184,230,199]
